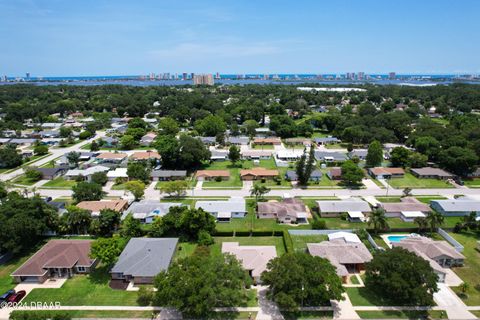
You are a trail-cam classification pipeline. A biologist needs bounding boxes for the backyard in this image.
[290,234,328,252]
[388,173,453,189]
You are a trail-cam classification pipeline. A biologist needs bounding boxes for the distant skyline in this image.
[1,0,479,76]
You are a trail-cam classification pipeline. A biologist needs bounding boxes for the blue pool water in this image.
[387,235,408,243]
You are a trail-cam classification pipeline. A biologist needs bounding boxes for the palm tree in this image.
[64,207,92,234]
[414,217,428,233]
[425,211,445,234]
[367,208,389,234]
[250,184,270,202]
[462,211,478,231]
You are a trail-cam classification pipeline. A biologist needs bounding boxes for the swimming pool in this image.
[387,235,409,243]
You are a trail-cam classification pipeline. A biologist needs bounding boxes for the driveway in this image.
[331,293,360,319]
[255,285,284,320]
[433,284,476,320]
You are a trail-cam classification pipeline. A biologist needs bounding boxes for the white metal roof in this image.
[401,211,426,218]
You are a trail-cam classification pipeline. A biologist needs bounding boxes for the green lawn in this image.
[356,310,445,319]
[281,311,334,319]
[464,179,480,188]
[448,232,480,305]
[41,177,77,189]
[290,234,328,252]
[23,266,138,306]
[0,247,46,292]
[111,183,127,190]
[174,242,198,261]
[375,196,402,203]
[346,287,411,306]
[415,196,448,204]
[203,170,243,188]
[155,178,196,189]
[252,144,274,149]
[304,171,342,188]
[10,310,156,319]
[12,175,39,186]
[211,236,286,256]
[388,173,453,189]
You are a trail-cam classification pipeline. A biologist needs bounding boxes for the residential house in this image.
[107,168,128,181]
[222,242,277,284]
[240,168,279,180]
[276,150,304,161]
[130,151,161,161]
[348,149,369,160]
[150,170,187,181]
[140,132,157,146]
[380,197,431,221]
[195,170,230,181]
[195,197,247,222]
[284,138,311,146]
[96,152,127,164]
[368,167,405,179]
[285,170,322,182]
[431,197,480,216]
[241,150,272,160]
[327,167,342,180]
[34,166,68,180]
[307,238,373,283]
[317,199,371,221]
[257,198,309,224]
[314,151,348,163]
[65,165,110,182]
[210,149,228,161]
[227,136,249,145]
[393,236,465,282]
[38,130,60,138]
[76,199,129,216]
[253,137,282,145]
[199,136,216,146]
[9,138,37,146]
[100,137,119,148]
[314,137,341,146]
[11,240,97,283]
[111,238,178,285]
[125,200,185,224]
[411,167,454,180]
[254,128,272,136]
[41,123,62,130]
[328,231,362,244]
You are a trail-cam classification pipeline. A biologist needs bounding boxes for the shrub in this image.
[198,230,214,246]
[215,176,222,182]
[311,219,327,230]
[137,286,153,306]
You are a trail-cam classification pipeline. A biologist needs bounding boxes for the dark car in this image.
[7,290,26,304]
[0,290,15,308]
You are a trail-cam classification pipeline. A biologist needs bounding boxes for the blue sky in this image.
[1,0,479,76]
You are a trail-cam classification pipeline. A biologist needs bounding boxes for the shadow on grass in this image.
[88,265,112,285]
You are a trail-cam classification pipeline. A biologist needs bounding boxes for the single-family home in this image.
[11,240,97,283]
[285,170,322,182]
[253,137,282,145]
[393,236,465,282]
[101,136,119,148]
[130,151,161,161]
[210,149,228,161]
[307,238,373,282]
[255,128,272,136]
[317,199,372,221]
[276,150,304,161]
[314,137,341,146]
[199,136,216,145]
[34,166,68,180]
[348,149,369,160]
[140,132,157,146]
[107,167,128,181]
[240,168,279,180]
[368,167,405,179]
[195,197,247,222]
[327,167,342,180]
[328,231,362,244]
[257,198,309,224]
[380,197,431,221]
[284,138,311,146]
[150,170,187,181]
[431,197,480,216]
[126,201,185,223]
[314,151,348,163]
[9,138,37,146]
[65,165,110,182]
[411,167,454,180]
[111,238,178,285]
[227,136,249,145]
[241,150,272,160]
[76,199,129,216]
[222,242,277,284]
[196,170,230,181]
[96,152,127,164]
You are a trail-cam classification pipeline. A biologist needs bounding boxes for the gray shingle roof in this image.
[111,238,178,277]
[150,170,187,178]
[314,151,348,161]
[317,199,371,213]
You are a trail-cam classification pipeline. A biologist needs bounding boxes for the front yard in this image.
[12,175,38,186]
[23,266,138,306]
[41,177,77,189]
[388,173,453,189]
[464,179,480,188]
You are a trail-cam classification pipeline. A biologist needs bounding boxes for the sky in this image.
[1,0,479,76]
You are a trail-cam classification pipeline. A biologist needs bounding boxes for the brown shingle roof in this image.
[97,152,127,160]
[12,240,95,276]
[77,200,128,213]
[130,151,161,160]
[369,167,405,176]
[195,170,230,178]
[380,197,431,213]
[257,198,307,220]
[253,137,282,144]
[240,168,279,178]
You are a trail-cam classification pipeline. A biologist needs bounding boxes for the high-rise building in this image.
[388,72,396,80]
[358,72,365,80]
[182,72,188,80]
[215,72,220,79]
[25,72,30,80]
[1,75,7,82]
[193,74,214,86]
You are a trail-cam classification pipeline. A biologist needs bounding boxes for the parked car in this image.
[0,290,15,308]
[7,290,26,304]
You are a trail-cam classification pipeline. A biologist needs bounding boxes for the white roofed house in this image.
[222,242,277,284]
[125,200,185,224]
[257,198,309,224]
[431,197,480,217]
[107,167,128,181]
[65,165,110,182]
[317,199,372,222]
[195,197,246,222]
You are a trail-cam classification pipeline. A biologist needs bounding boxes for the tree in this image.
[61,205,91,234]
[250,184,270,201]
[425,211,444,234]
[408,152,428,168]
[0,193,59,254]
[96,209,121,236]
[178,135,211,169]
[159,180,188,197]
[366,140,383,167]
[90,140,100,151]
[215,131,225,146]
[91,171,108,186]
[390,147,411,168]
[72,181,104,202]
[365,247,438,306]
[228,145,241,165]
[243,119,258,137]
[438,146,478,176]
[414,136,440,161]
[90,235,127,266]
[125,180,145,200]
[194,115,226,137]
[59,126,73,138]
[159,206,216,241]
[159,117,180,136]
[0,145,22,169]
[261,252,344,311]
[120,215,144,238]
[66,151,81,167]
[120,134,136,150]
[128,117,148,129]
[295,152,306,185]
[153,251,251,318]
[414,217,428,233]
[24,167,42,181]
[402,187,412,197]
[127,162,151,183]
[33,144,49,155]
[340,160,364,186]
[154,135,180,168]
[137,286,154,306]
[367,208,389,234]
[79,130,94,140]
